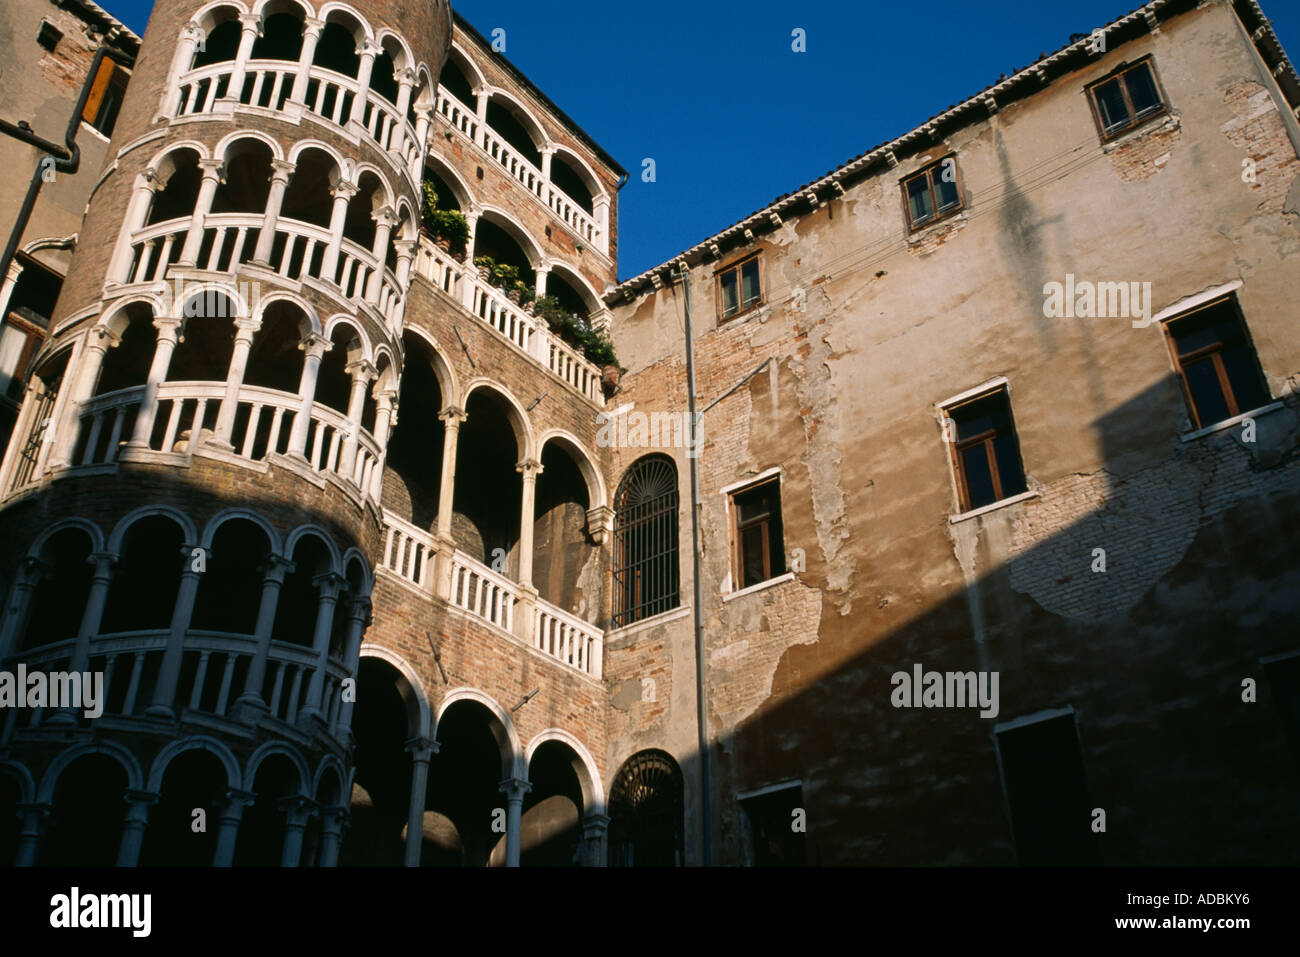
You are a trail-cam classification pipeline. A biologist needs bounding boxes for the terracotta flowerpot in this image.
[433,235,452,253]
[477,265,492,282]
[506,288,522,304]
[601,365,622,395]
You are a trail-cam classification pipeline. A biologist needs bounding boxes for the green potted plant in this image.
[473,254,495,283]
[581,327,623,394]
[512,279,535,309]
[421,180,470,261]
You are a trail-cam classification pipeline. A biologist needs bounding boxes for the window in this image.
[608,750,684,867]
[730,476,785,589]
[613,455,680,627]
[995,710,1101,865]
[1263,652,1300,772]
[37,20,63,52]
[902,156,962,229]
[741,783,807,866]
[943,386,1028,513]
[717,254,762,322]
[1163,296,1270,430]
[82,60,129,138]
[1086,58,1166,141]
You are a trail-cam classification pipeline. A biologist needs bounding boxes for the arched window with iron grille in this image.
[608,749,684,866]
[612,454,679,628]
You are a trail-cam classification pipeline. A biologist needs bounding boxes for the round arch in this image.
[37,741,145,803]
[375,28,414,71]
[199,508,284,555]
[317,2,373,41]
[435,687,522,779]
[242,742,311,795]
[313,756,348,803]
[27,517,105,558]
[284,524,343,573]
[321,315,373,362]
[537,429,607,512]
[484,89,548,152]
[551,145,606,202]
[252,289,322,335]
[170,280,250,321]
[403,326,459,407]
[98,295,166,339]
[423,153,475,212]
[357,645,432,739]
[475,205,544,269]
[524,729,604,816]
[444,42,487,96]
[214,129,285,164]
[250,0,314,17]
[546,261,603,316]
[107,505,198,553]
[340,546,373,597]
[461,379,535,462]
[0,761,36,805]
[191,1,250,34]
[147,735,242,792]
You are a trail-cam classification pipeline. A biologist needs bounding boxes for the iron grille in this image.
[612,455,679,628]
[608,750,684,867]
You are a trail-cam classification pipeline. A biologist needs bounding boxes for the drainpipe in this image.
[673,261,710,866]
[0,44,136,296]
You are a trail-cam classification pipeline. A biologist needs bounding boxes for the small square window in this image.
[1086,58,1167,141]
[730,477,785,589]
[740,783,806,866]
[942,387,1028,513]
[37,21,63,52]
[1162,295,1271,430]
[82,60,129,138]
[902,156,962,230]
[717,254,762,322]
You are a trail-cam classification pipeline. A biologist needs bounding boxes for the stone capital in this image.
[312,571,347,598]
[586,505,614,545]
[86,324,122,352]
[406,736,439,760]
[331,180,360,200]
[301,17,325,37]
[298,333,332,359]
[516,458,543,477]
[358,39,382,59]
[371,205,399,228]
[499,778,532,802]
[259,553,296,582]
[270,159,297,183]
[438,405,467,427]
[396,67,418,86]
[345,359,378,382]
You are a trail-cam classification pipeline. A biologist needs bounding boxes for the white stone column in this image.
[279,797,312,866]
[0,557,44,664]
[161,21,207,117]
[581,813,610,867]
[146,549,203,718]
[540,147,554,183]
[368,389,396,502]
[177,158,225,266]
[517,458,542,587]
[332,596,370,742]
[348,40,380,128]
[404,737,437,866]
[338,360,376,482]
[411,109,432,181]
[289,18,324,105]
[13,803,50,866]
[393,238,416,290]
[298,572,344,728]
[46,331,106,469]
[319,180,358,283]
[234,554,293,722]
[286,333,331,459]
[499,778,531,868]
[0,259,24,321]
[365,207,397,305]
[432,405,465,600]
[108,171,161,284]
[251,159,296,266]
[317,807,347,866]
[46,551,115,726]
[125,316,183,450]
[593,195,611,256]
[115,790,159,866]
[222,13,263,104]
[212,317,260,448]
[212,789,255,866]
[535,265,550,298]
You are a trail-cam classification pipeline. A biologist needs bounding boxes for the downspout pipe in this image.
[0,44,136,295]
[674,261,711,866]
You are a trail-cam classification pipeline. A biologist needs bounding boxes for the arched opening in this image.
[93,304,155,396]
[272,534,332,648]
[6,349,68,490]
[370,39,399,105]
[314,323,362,416]
[146,149,202,225]
[612,455,681,627]
[101,515,185,635]
[41,754,128,866]
[439,53,476,109]
[245,301,309,395]
[312,17,361,78]
[485,95,542,168]
[166,291,239,382]
[511,740,585,867]
[250,4,305,62]
[546,271,592,321]
[550,154,594,215]
[192,519,271,634]
[192,13,241,69]
[427,699,511,867]
[234,753,301,866]
[281,148,339,229]
[472,218,534,290]
[423,166,461,213]
[140,749,227,866]
[343,657,415,866]
[532,441,592,612]
[453,388,522,573]
[0,770,21,865]
[382,334,445,533]
[303,764,343,866]
[212,139,274,215]
[608,750,684,867]
[22,528,94,651]
[344,171,387,251]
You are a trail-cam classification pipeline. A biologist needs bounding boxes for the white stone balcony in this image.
[380,511,604,679]
[414,237,605,404]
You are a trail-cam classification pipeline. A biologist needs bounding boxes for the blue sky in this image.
[106,0,1300,281]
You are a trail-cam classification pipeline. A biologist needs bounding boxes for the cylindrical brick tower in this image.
[0,0,451,866]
